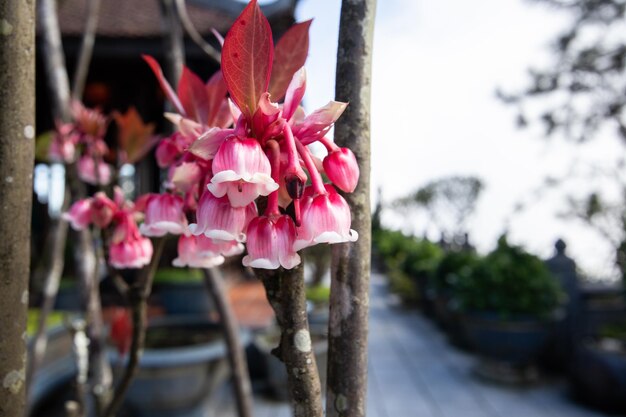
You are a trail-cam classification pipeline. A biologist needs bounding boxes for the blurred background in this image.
[28,0,626,416]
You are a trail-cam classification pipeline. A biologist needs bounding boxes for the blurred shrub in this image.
[457,236,563,318]
[432,250,481,296]
[373,228,443,303]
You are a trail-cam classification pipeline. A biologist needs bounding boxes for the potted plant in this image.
[373,228,442,308]
[431,249,481,346]
[151,268,214,316]
[457,237,564,382]
[26,310,75,414]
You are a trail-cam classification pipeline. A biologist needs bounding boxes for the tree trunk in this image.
[0,1,35,416]
[256,266,323,417]
[326,1,376,416]
[203,268,254,417]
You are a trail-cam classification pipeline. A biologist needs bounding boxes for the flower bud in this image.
[323,147,359,193]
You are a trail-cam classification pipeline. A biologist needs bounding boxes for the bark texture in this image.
[256,266,323,417]
[326,0,376,416]
[0,1,35,415]
[203,268,253,417]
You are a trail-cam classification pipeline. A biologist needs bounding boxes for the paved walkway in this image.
[366,273,608,417]
[212,272,611,417]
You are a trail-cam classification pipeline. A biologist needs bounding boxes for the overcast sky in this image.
[296,0,624,280]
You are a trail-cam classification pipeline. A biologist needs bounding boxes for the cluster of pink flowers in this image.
[50,101,113,185]
[64,187,153,268]
[62,1,359,271]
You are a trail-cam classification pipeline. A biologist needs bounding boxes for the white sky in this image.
[296,0,624,280]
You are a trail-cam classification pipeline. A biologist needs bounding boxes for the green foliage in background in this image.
[373,228,443,303]
[306,285,331,304]
[153,267,203,284]
[432,250,481,295]
[456,236,563,318]
[27,309,66,337]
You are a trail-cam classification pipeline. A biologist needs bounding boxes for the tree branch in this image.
[203,268,253,417]
[71,0,102,101]
[256,265,323,417]
[26,186,70,396]
[174,0,221,63]
[102,237,165,417]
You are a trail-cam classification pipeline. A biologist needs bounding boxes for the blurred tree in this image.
[502,0,626,282]
[500,0,626,142]
[393,175,484,243]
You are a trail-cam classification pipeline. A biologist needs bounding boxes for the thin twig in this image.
[71,0,102,101]
[175,0,222,63]
[102,238,165,417]
[38,0,72,122]
[26,186,70,396]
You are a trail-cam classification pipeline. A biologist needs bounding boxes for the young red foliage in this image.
[268,20,312,102]
[205,71,229,126]
[178,66,210,125]
[221,0,274,120]
[142,55,186,116]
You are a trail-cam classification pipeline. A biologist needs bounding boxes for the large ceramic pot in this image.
[463,313,552,366]
[569,341,626,413]
[152,282,214,316]
[27,326,76,415]
[110,317,248,417]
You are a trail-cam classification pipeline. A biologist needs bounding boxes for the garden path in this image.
[211,272,611,417]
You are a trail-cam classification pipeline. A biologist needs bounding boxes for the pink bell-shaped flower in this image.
[91,192,117,228]
[172,235,226,268]
[197,236,245,257]
[323,147,359,193]
[243,215,301,269]
[109,213,153,269]
[50,122,79,163]
[63,199,93,230]
[77,155,112,186]
[139,193,187,237]
[294,185,358,251]
[155,133,184,168]
[189,191,257,242]
[207,136,278,207]
[109,238,153,269]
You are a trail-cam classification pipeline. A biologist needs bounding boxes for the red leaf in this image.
[178,66,210,124]
[221,0,274,120]
[269,20,312,102]
[205,71,229,126]
[142,55,186,116]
